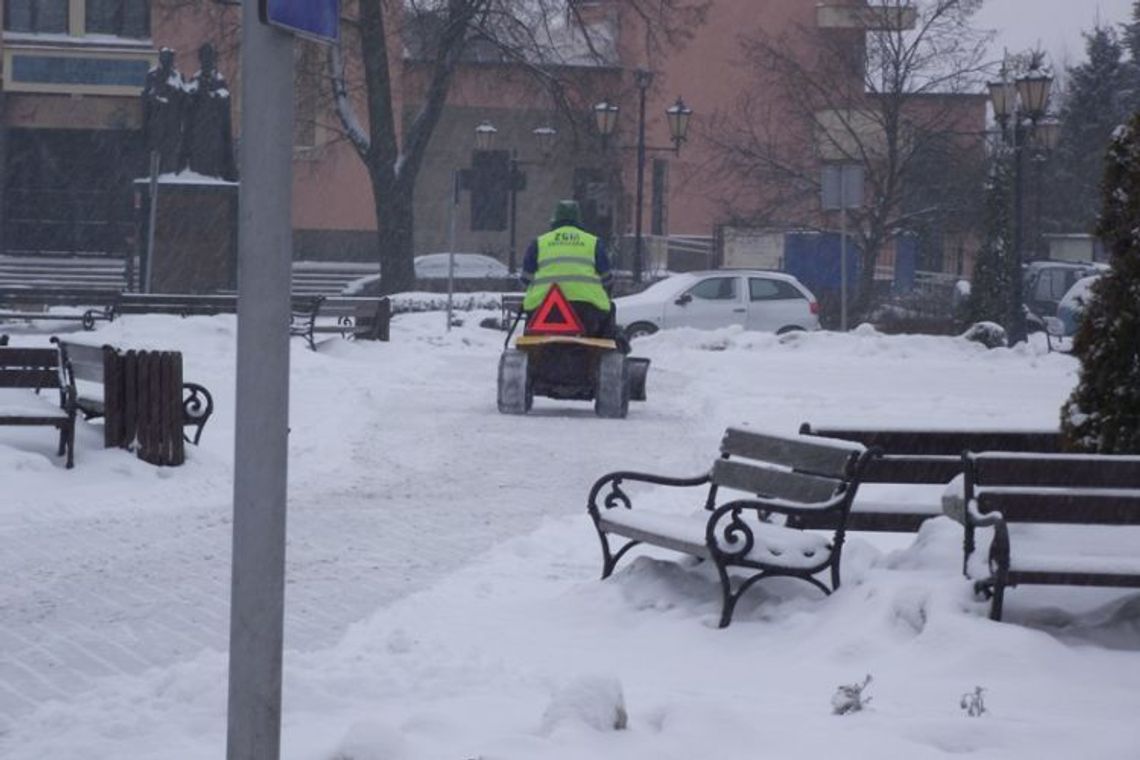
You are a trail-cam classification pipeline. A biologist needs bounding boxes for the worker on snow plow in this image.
[520,200,619,341]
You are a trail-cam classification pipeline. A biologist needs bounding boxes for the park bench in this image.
[54,338,214,449]
[116,292,389,350]
[587,428,876,627]
[0,344,77,467]
[0,288,117,330]
[501,293,525,328]
[944,451,1140,620]
[288,295,391,350]
[1043,317,1074,354]
[794,423,1060,532]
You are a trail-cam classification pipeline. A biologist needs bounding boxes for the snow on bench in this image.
[587,427,876,627]
[949,451,1140,620]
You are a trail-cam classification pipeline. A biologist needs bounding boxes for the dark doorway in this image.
[3,128,144,257]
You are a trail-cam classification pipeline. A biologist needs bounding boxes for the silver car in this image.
[414,253,510,279]
[614,270,821,339]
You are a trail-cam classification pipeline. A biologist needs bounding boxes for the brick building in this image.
[0,1,985,283]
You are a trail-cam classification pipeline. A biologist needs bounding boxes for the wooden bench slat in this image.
[721,427,861,477]
[976,491,1140,525]
[0,370,60,388]
[805,426,1061,455]
[862,456,962,484]
[0,347,60,365]
[712,459,841,504]
[969,453,1140,489]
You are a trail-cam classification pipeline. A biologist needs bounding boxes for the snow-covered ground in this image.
[2,310,1138,759]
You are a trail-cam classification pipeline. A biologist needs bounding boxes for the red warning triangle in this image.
[527,285,585,335]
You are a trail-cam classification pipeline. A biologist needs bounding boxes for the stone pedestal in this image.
[135,173,239,294]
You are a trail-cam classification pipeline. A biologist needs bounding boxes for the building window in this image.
[85,0,150,38]
[470,150,509,232]
[4,0,69,33]
[3,0,149,38]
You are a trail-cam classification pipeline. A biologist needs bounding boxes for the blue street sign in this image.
[260,0,340,43]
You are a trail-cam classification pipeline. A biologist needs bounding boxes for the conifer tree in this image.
[1061,115,1140,453]
[967,154,1013,327]
[1043,27,1130,235]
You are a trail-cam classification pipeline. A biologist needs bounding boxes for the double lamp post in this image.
[473,68,692,285]
[473,121,558,274]
[593,68,692,283]
[987,60,1060,344]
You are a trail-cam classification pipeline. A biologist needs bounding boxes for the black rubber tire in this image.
[625,322,659,340]
[776,325,805,335]
[497,350,531,414]
[594,352,629,418]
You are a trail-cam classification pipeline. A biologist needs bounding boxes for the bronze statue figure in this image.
[182,43,237,181]
[141,47,184,174]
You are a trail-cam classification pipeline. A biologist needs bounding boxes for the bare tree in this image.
[704,0,991,320]
[330,0,708,293]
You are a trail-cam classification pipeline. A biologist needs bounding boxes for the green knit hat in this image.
[550,199,582,226]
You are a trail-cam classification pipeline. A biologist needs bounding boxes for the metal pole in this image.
[840,202,848,333]
[508,150,518,275]
[634,70,650,284]
[145,150,160,293]
[1034,150,1044,258]
[0,95,8,259]
[446,169,458,332]
[227,1,294,757]
[1009,123,1027,345]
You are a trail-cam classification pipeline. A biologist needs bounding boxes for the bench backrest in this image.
[313,296,385,318]
[800,423,1061,484]
[0,288,121,308]
[0,346,66,390]
[712,428,866,505]
[306,296,390,339]
[54,339,108,384]
[116,293,240,316]
[965,452,1140,525]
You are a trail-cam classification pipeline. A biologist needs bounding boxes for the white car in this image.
[414,253,510,279]
[614,270,820,339]
[1055,274,1102,336]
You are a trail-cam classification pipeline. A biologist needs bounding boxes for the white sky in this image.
[975,0,1136,69]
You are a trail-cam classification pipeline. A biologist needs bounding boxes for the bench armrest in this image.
[965,498,1004,528]
[587,470,711,515]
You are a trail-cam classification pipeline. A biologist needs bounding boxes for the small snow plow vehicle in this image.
[497,286,649,418]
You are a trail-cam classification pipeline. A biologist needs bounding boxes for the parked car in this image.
[1023,260,1107,327]
[414,253,510,279]
[614,270,820,339]
[1055,274,1102,337]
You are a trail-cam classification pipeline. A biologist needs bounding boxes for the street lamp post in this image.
[475,121,557,274]
[988,59,1053,345]
[593,68,692,284]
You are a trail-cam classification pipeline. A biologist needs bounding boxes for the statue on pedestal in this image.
[182,43,237,181]
[141,47,184,174]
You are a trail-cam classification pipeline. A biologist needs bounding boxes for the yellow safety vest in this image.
[524,226,611,312]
